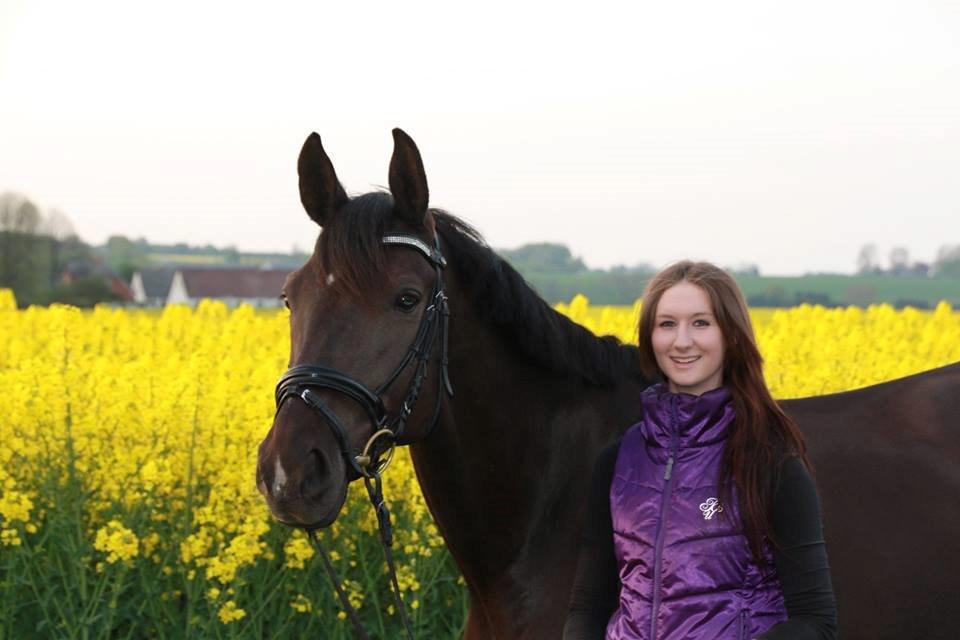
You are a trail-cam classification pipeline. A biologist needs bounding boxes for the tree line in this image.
[855,243,960,278]
[0,192,123,307]
[0,191,310,308]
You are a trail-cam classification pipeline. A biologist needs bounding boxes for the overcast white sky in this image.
[1,0,958,275]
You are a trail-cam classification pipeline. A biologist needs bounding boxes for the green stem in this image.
[99,565,128,639]
[23,553,70,639]
[355,532,386,638]
[182,384,201,638]
[235,565,292,637]
[79,567,112,630]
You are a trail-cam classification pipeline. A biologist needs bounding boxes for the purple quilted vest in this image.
[606,384,787,640]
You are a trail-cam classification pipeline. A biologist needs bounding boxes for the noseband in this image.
[274,232,453,480]
[272,232,454,639]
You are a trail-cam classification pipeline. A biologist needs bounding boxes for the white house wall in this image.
[166,272,190,305]
[130,273,147,304]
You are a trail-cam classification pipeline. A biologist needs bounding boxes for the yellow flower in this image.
[142,532,161,557]
[396,564,420,593]
[343,580,364,610]
[93,520,139,564]
[1,528,21,547]
[0,288,16,311]
[290,594,313,614]
[0,490,34,524]
[217,600,246,624]
[283,533,315,570]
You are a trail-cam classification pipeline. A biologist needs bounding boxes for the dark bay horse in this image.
[257,129,960,639]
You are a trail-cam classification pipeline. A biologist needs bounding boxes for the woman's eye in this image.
[658,321,675,328]
[395,292,421,312]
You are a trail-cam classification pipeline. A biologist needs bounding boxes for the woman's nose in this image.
[674,325,694,348]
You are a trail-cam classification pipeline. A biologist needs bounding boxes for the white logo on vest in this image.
[699,497,723,520]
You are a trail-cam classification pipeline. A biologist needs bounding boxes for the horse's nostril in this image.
[300,449,328,501]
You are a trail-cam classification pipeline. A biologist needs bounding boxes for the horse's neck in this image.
[409,297,644,628]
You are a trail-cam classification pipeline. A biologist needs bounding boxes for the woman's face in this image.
[651,281,725,396]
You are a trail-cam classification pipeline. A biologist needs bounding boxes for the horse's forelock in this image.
[316,192,392,300]
[316,196,477,302]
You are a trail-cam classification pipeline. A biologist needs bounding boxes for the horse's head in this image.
[257,129,451,528]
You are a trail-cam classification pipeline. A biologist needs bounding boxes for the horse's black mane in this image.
[320,192,644,387]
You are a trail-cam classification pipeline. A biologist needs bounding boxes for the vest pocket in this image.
[738,610,749,640]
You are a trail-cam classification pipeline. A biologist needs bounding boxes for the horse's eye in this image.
[280,294,290,310]
[395,292,421,312]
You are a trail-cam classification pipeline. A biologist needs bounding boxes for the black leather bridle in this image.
[275,232,453,479]
[273,232,454,639]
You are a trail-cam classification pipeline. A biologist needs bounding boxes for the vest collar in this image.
[639,383,735,449]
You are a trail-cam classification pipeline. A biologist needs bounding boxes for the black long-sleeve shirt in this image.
[564,443,837,639]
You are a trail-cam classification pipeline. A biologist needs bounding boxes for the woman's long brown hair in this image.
[637,261,811,563]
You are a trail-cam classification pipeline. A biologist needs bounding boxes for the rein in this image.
[274,232,453,639]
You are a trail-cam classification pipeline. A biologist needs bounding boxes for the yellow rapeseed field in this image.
[1,288,958,638]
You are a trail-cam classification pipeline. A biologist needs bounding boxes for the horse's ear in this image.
[388,128,429,228]
[298,132,348,227]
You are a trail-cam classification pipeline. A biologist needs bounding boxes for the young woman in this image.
[564,261,837,639]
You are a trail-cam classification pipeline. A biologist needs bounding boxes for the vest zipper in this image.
[649,395,680,640]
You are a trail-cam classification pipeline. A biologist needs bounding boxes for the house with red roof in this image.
[165,267,291,308]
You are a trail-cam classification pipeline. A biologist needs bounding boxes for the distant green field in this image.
[526,272,959,307]
[734,274,959,308]
[147,253,225,264]
[145,253,306,267]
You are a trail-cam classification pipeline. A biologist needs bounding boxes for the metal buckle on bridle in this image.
[354,428,396,477]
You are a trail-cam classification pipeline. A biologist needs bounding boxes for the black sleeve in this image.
[563,443,621,640]
[758,457,838,640]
